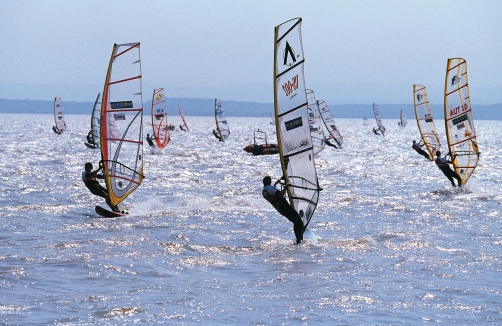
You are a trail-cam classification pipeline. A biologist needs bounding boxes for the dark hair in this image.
[263,176,271,185]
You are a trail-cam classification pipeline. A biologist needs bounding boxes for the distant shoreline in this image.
[1,98,500,120]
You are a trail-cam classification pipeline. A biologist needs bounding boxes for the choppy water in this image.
[1,113,502,325]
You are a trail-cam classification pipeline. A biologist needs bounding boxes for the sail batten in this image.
[274,18,320,230]
[443,58,479,185]
[100,42,144,207]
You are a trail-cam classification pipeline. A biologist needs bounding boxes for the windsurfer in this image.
[412,140,431,160]
[82,162,119,212]
[213,129,223,142]
[434,151,462,187]
[52,126,61,134]
[372,127,380,135]
[86,131,93,144]
[262,175,304,245]
[146,133,155,147]
[325,139,337,148]
[180,124,186,132]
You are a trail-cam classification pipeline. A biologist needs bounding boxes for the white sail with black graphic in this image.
[85,93,101,148]
[399,110,407,127]
[274,17,320,230]
[306,89,325,155]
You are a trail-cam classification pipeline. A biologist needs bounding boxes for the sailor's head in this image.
[85,162,93,171]
[263,175,272,186]
[436,150,441,157]
[413,140,416,144]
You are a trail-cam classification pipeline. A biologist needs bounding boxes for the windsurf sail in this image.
[373,103,386,136]
[413,84,440,159]
[443,58,479,185]
[151,88,170,149]
[274,17,320,230]
[399,109,407,127]
[214,98,230,140]
[178,105,189,131]
[363,117,369,126]
[86,93,101,147]
[53,97,66,134]
[306,89,325,155]
[319,100,343,148]
[100,42,145,208]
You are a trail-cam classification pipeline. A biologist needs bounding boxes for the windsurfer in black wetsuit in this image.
[82,162,119,212]
[262,175,304,244]
[213,129,223,142]
[372,127,380,135]
[325,139,337,148]
[412,140,431,160]
[146,133,155,147]
[86,131,93,144]
[180,124,186,132]
[434,151,462,187]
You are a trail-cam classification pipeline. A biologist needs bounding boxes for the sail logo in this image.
[111,101,133,109]
[284,116,303,131]
[299,139,309,147]
[114,113,126,120]
[450,103,468,117]
[417,93,423,102]
[283,41,298,67]
[155,94,164,101]
[451,74,461,86]
[282,74,299,97]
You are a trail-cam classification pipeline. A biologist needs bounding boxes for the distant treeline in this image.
[0,98,500,120]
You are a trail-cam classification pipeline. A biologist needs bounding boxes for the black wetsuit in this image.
[412,143,430,160]
[262,185,303,243]
[435,157,462,187]
[82,171,108,198]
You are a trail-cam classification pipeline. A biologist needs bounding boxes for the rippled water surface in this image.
[1,113,502,324]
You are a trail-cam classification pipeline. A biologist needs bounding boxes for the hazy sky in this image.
[1,1,501,104]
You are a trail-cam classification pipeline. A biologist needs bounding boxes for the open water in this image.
[1,113,502,325]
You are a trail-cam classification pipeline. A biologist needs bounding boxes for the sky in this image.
[1,1,501,105]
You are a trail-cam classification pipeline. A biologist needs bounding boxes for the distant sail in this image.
[373,103,386,136]
[399,110,407,127]
[151,88,170,149]
[270,112,275,125]
[306,89,325,155]
[413,84,440,159]
[100,42,145,208]
[178,105,189,131]
[274,17,320,230]
[214,98,230,140]
[443,58,479,185]
[52,97,66,134]
[363,117,369,126]
[85,93,101,148]
[319,100,343,148]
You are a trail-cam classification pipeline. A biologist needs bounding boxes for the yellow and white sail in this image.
[413,84,440,159]
[274,18,320,230]
[443,58,479,185]
[100,42,144,207]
